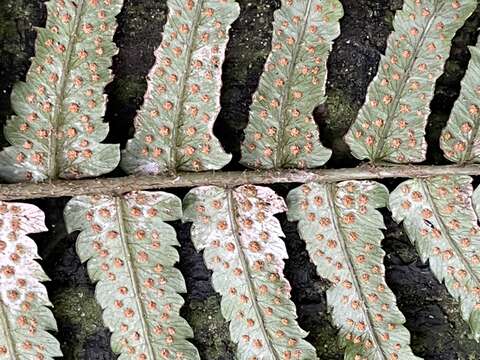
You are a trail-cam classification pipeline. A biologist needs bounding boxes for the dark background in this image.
[0,0,479,358]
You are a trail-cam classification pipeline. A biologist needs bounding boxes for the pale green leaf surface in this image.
[0,0,122,182]
[345,0,476,164]
[441,36,480,164]
[0,201,62,359]
[390,176,480,341]
[183,185,318,359]
[64,191,199,359]
[240,0,343,170]
[288,181,420,360]
[121,0,239,175]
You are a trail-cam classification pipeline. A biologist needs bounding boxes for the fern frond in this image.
[345,0,476,164]
[390,176,480,342]
[0,201,62,359]
[64,192,200,359]
[287,181,420,359]
[240,0,343,170]
[441,36,480,164]
[0,0,123,182]
[121,0,239,175]
[183,185,318,359]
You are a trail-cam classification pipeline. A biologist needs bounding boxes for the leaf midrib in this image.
[168,0,205,172]
[47,0,86,178]
[226,190,281,360]
[420,180,480,286]
[274,0,314,169]
[326,184,388,360]
[372,2,443,162]
[0,301,17,360]
[114,197,157,360]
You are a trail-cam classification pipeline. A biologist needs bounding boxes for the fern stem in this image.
[47,0,86,179]
[0,165,480,201]
[325,184,388,360]
[3,165,480,201]
[273,0,313,169]
[0,302,17,360]
[114,197,157,360]
[420,180,480,285]
[226,190,281,360]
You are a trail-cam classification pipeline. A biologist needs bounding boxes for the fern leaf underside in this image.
[121,0,239,175]
[345,0,476,164]
[288,181,420,359]
[64,192,199,359]
[441,35,480,164]
[183,185,318,359]
[241,0,343,169]
[390,176,480,341]
[0,201,62,359]
[0,0,123,182]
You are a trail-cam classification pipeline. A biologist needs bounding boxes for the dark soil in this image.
[1,0,480,359]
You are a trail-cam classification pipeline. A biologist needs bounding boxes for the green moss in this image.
[383,10,396,29]
[325,89,357,132]
[111,74,146,105]
[0,1,32,48]
[323,89,358,158]
[412,301,480,359]
[186,295,235,359]
[229,0,274,82]
[223,1,274,84]
[0,0,43,147]
[51,286,104,359]
[309,317,342,358]
[0,0,37,75]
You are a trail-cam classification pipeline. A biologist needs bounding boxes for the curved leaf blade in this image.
[441,36,480,164]
[0,201,62,359]
[0,0,122,182]
[240,0,343,169]
[288,181,420,360]
[345,0,476,164]
[64,192,200,359]
[121,0,239,175]
[390,176,480,341]
[183,185,318,359]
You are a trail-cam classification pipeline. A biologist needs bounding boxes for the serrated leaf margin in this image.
[440,35,480,164]
[287,181,421,359]
[390,176,480,341]
[240,0,343,170]
[183,185,318,360]
[0,201,62,359]
[64,191,200,359]
[345,0,476,164]
[121,0,239,175]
